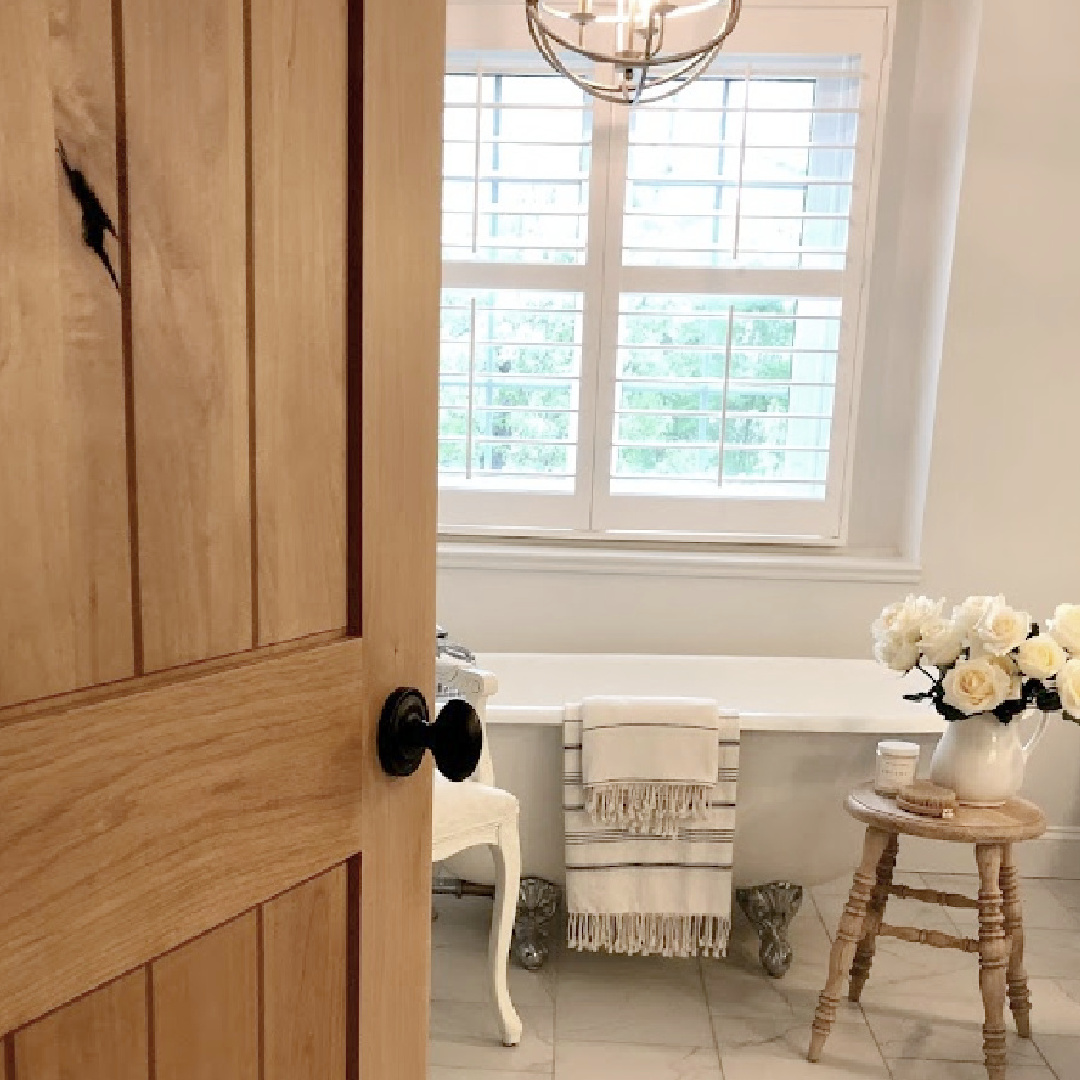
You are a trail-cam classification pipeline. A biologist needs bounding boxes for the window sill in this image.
[437,537,921,583]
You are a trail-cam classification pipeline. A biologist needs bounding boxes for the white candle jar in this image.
[875,740,920,796]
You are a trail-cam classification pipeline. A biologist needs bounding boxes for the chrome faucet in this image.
[436,624,475,664]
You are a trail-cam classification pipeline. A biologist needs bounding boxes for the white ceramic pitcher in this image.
[928,710,1050,808]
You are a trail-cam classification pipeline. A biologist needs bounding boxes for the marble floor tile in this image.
[554,1042,723,1080]
[704,961,847,1025]
[861,970,987,1020]
[845,933,974,986]
[1022,925,1080,978]
[921,873,1080,933]
[810,906,974,987]
[813,872,1004,989]
[861,1006,1043,1065]
[1010,878,1080,930]
[812,872,969,942]
[1024,978,1080,1037]
[429,999,555,1073]
[1045,878,1080,913]
[711,1011,833,1053]
[706,905,861,1029]
[886,1061,1058,1080]
[1057,977,1080,1007]
[703,947,865,1029]
[556,947,702,989]
[1032,1033,1080,1080]
[555,976,716,1048]
[857,967,1076,1065]
[432,941,557,1008]
[719,1016,890,1080]
[428,878,1080,1080]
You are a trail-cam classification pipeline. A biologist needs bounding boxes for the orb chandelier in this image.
[525,0,742,105]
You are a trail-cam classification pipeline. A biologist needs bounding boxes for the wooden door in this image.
[0,0,442,1078]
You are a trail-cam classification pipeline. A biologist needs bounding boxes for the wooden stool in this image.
[808,784,1047,1080]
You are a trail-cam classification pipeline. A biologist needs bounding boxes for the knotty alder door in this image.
[0,0,442,1077]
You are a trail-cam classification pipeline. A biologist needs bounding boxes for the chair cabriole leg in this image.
[490,816,524,1046]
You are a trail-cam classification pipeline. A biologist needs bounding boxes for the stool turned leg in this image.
[849,831,898,1003]
[1000,844,1032,1038]
[809,826,892,1063]
[976,844,1009,1080]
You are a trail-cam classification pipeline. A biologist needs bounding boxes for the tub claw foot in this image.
[513,877,560,971]
[736,882,804,978]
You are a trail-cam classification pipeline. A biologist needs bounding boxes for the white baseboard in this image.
[897,826,1080,880]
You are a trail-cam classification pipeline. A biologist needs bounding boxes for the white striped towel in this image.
[581,695,722,837]
[565,701,740,958]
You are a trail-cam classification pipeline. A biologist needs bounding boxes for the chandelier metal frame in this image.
[525,0,743,105]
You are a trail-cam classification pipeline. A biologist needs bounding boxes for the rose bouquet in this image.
[872,595,1080,724]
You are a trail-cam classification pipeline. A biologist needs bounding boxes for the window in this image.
[439,8,892,543]
[438,288,584,491]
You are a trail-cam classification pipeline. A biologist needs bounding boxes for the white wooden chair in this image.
[433,661,523,1047]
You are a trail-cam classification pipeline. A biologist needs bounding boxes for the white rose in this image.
[1048,603,1080,655]
[874,635,921,673]
[1017,634,1067,680]
[952,595,997,635]
[1059,658,1080,719]
[872,596,943,673]
[970,597,1032,656]
[988,653,1023,699]
[873,595,942,641]
[919,617,965,668]
[942,656,1013,715]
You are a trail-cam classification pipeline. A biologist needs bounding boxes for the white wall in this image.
[437,1,1080,834]
[915,0,1080,834]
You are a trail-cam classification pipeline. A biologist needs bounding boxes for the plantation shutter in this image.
[439,7,890,542]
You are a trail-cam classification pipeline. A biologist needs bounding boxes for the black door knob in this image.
[378,687,483,782]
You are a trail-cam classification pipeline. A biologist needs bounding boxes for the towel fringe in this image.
[583,781,711,837]
[567,912,730,959]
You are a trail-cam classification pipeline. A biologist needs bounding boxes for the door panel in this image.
[153,915,258,1080]
[13,971,148,1080]
[125,0,252,672]
[8,869,351,1080]
[1,0,442,1074]
[263,868,349,1080]
[0,0,132,706]
[252,0,347,646]
[0,640,362,1035]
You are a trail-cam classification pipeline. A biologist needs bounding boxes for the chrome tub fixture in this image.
[526,0,742,105]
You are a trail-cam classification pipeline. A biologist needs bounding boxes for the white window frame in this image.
[440,1,895,545]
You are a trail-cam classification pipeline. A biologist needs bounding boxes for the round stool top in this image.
[847,783,1047,844]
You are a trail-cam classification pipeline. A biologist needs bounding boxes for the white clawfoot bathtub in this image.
[444,653,945,891]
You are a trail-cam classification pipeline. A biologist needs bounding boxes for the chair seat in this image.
[432,776,519,850]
